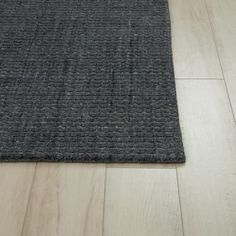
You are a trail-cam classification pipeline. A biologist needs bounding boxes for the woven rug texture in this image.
[0,0,185,162]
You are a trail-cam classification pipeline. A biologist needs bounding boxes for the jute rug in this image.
[0,0,185,162]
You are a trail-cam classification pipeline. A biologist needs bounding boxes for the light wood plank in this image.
[176,80,236,236]
[0,163,36,236]
[106,163,175,169]
[205,0,236,117]
[22,163,105,236]
[169,0,222,79]
[103,168,183,236]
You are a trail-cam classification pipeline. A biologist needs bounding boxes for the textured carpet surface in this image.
[0,0,185,162]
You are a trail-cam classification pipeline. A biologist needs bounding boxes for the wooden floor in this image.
[1,0,236,235]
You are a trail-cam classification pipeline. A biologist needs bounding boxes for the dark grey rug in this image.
[0,0,185,163]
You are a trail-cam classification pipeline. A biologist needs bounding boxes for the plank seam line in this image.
[101,165,107,236]
[20,163,38,236]
[175,166,185,236]
[204,0,236,124]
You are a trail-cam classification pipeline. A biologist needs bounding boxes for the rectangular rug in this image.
[0,0,185,163]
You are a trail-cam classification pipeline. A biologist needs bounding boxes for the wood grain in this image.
[103,168,183,236]
[0,163,36,236]
[176,80,236,236]
[106,163,175,169]
[22,163,105,236]
[169,0,222,79]
[205,0,236,117]
[1,1,236,236]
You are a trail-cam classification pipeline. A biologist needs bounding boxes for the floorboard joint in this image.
[20,163,37,236]
[204,0,236,124]
[175,167,185,236]
[101,165,107,236]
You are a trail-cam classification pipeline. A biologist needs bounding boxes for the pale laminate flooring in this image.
[0,0,236,235]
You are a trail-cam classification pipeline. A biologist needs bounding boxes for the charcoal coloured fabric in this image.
[0,0,185,162]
